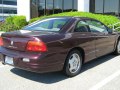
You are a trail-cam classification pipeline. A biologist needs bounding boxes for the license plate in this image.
[5,56,13,65]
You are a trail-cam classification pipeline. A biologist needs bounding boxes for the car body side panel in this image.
[93,33,116,57]
[26,32,95,70]
[66,32,96,62]
[41,32,96,64]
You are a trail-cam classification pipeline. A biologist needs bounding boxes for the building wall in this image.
[17,0,31,21]
[78,0,90,12]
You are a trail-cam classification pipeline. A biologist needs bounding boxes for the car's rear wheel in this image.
[114,40,120,55]
[63,50,82,77]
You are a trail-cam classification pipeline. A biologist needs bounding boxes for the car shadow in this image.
[81,54,117,72]
[11,54,117,84]
[11,68,67,84]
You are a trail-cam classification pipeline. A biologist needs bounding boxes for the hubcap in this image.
[68,53,81,73]
[117,41,120,53]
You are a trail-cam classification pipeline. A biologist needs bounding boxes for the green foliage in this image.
[0,16,28,32]
[29,12,120,31]
[0,23,16,32]
[13,16,28,29]
[6,16,14,25]
[1,12,120,32]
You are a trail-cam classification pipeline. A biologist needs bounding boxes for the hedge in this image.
[1,12,120,32]
[29,12,120,31]
[0,16,27,32]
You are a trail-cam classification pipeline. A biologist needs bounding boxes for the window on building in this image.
[38,0,46,16]
[0,0,17,5]
[37,0,75,16]
[32,0,37,5]
[104,0,119,15]
[54,0,62,14]
[46,0,54,15]
[63,0,72,12]
[90,0,120,16]
[73,0,78,11]
[0,8,2,13]
[0,0,2,4]
[95,0,104,13]
[0,7,17,14]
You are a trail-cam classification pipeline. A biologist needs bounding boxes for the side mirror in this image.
[107,28,113,34]
[108,28,118,34]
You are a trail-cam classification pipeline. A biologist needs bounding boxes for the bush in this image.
[13,16,28,29]
[1,12,120,32]
[0,16,28,32]
[6,16,14,25]
[29,12,120,31]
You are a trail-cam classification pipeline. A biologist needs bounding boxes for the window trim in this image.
[85,19,109,34]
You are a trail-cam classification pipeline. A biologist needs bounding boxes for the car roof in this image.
[72,16,96,20]
[34,16,95,22]
[47,16,96,20]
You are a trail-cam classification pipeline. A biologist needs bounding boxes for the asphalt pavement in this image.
[0,54,120,90]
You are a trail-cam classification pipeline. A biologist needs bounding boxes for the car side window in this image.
[53,20,66,29]
[24,18,69,32]
[74,21,88,32]
[85,20,108,34]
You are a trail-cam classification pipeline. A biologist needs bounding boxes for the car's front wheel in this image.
[114,39,120,55]
[63,50,82,77]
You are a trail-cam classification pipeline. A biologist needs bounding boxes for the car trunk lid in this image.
[1,30,52,51]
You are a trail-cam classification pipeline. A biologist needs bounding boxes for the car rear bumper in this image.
[0,47,64,73]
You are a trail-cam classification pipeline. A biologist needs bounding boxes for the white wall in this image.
[17,0,31,21]
[78,0,90,12]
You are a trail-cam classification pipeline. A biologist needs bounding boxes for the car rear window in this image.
[23,18,70,32]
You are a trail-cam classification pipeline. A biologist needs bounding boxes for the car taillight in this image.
[0,37,3,46]
[26,40,47,52]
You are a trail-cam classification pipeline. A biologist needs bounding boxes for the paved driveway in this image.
[0,54,120,90]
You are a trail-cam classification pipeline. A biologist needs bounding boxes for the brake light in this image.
[26,40,47,52]
[0,37,3,46]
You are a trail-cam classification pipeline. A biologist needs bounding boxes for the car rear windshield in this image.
[23,18,70,32]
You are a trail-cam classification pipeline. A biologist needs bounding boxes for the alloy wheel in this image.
[68,53,81,74]
[117,41,120,53]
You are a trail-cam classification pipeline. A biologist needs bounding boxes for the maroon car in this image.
[0,17,120,77]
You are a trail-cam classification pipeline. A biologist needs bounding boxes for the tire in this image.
[114,40,120,55]
[63,50,82,77]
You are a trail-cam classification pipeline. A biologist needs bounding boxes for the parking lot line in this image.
[0,65,5,68]
[89,70,120,90]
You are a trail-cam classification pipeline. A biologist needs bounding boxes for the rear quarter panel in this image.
[37,32,96,67]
